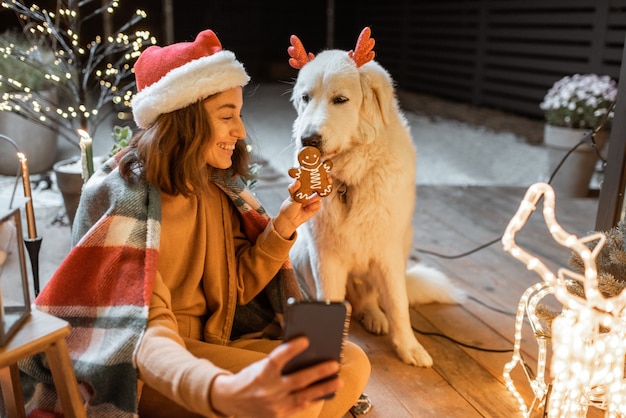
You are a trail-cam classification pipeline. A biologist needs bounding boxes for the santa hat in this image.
[131,29,250,129]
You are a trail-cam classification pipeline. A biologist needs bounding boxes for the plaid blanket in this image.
[19,155,299,417]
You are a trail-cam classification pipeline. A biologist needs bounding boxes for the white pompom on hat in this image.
[131,29,250,129]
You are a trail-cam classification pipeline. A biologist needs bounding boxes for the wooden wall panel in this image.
[336,0,626,119]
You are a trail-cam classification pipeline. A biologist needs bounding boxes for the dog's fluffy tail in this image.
[406,263,465,306]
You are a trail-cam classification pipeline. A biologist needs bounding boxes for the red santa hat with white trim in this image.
[131,29,250,129]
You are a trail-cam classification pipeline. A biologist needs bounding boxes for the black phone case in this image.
[281,299,350,377]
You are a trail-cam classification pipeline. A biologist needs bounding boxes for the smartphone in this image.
[281,298,350,399]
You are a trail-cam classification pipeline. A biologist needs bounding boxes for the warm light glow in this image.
[501,182,626,417]
[78,129,94,182]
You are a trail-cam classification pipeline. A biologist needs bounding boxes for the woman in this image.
[23,29,370,418]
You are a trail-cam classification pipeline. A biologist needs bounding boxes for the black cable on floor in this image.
[411,295,516,353]
[467,295,515,316]
[413,236,502,259]
[412,326,514,353]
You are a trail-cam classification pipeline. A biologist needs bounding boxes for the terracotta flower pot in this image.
[544,124,609,198]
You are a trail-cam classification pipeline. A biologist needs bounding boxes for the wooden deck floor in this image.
[32,168,604,418]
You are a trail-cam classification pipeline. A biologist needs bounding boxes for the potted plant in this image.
[0,29,62,175]
[0,0,155,224]
[539,73,617,197]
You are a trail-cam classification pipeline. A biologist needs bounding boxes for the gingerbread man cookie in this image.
[288,146,333,203]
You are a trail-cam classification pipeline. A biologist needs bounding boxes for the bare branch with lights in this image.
[0,0,155,153]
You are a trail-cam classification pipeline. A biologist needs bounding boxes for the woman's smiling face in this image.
[202,86,246,169]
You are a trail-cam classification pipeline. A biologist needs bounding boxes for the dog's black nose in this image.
[301,134,322,149]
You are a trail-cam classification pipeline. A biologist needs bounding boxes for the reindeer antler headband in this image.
[288,26,376,69]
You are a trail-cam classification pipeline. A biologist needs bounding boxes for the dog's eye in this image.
[332,96,348,105]
[301,94,310,104]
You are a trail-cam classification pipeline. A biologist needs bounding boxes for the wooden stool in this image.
[0,310,86,418]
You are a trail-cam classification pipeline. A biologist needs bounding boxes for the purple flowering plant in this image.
[539,74,617,130]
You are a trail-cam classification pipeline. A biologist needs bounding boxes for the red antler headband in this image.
[287,35,315,69]
[348,27,375,67]
[288,26,376,70]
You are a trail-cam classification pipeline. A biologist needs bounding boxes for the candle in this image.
[17,152,37,239]
[78,129,94,182]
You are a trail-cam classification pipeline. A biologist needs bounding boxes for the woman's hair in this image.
[119,98,250,196]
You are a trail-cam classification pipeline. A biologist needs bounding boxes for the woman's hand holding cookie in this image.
[274,180,322,239]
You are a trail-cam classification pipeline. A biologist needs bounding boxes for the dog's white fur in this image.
[289,50,464,367]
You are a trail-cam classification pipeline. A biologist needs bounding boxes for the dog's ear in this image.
[359,62,395,126]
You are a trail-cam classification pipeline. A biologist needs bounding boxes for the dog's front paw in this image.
[394,340,433,367]
[357,306,389,335]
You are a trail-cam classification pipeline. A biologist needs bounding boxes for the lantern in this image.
[0,196,32,345]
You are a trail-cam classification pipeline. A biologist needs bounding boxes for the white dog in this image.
[286,28,464,367]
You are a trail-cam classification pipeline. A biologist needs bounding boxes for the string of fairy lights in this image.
[0,0,155,150]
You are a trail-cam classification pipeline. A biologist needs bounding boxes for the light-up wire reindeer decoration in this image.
[501,182,626,417]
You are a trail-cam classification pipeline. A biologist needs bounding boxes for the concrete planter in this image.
[0,92,59,175]
[53,155,107,226]
[544,124,609,198]
[53,157,83,226]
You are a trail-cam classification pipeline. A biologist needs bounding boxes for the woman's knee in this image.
[342,341,372,382]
